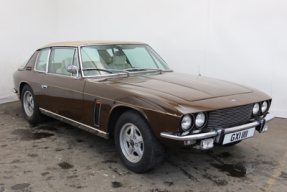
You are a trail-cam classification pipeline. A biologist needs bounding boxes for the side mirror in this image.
[67,65,78,74]
[67,65,79,79]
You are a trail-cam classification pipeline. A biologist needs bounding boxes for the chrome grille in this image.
[207,104,253,128]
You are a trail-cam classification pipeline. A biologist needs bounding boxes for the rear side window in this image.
[35,49,50,72]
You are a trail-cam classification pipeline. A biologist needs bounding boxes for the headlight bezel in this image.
[252,100,271,117]
[195,112,208,129]
[180,114,193,132]
[260,100,270,115]
[252,103,260,116]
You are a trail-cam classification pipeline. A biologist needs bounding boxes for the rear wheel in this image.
[114,110,164,173]
[21,85,43,124]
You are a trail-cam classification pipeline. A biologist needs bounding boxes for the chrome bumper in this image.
[160,113,275,142]
[13,88,18,93]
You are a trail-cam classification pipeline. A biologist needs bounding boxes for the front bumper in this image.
[160,113,275,144]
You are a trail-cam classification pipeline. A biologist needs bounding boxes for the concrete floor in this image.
[0,101,286,192]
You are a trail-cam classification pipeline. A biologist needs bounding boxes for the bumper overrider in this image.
[160,113,275,150]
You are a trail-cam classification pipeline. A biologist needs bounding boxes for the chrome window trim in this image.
[78,45,84,78]
[146,45,172,70]
[39,108,109,139]
[78,43,173,79]
[37,46,77,51]
[44,72,78,78]
[46,48,51,73]
[78,43,147,47]
[18,53,34,71]
[46,47,78,78]
[34,48,51,74]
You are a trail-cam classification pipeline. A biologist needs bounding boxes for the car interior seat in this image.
[56,58,72,75]
[109,51,132,70]
[82,60,110,76]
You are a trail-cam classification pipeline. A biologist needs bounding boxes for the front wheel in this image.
[114,110,164,173]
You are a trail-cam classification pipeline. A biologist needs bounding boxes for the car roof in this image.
[40,40,145,49]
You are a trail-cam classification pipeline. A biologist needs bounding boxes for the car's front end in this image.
[160,100,274,150]
[102,71,274,150]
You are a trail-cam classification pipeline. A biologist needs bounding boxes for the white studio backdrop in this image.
[0,0,286,118]
[0,0,59,99]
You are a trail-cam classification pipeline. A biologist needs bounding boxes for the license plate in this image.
[222,127,255,145]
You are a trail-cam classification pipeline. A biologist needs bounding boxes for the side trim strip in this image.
[39,108,109,139]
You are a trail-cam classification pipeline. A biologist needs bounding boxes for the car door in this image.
[40,47,85,123]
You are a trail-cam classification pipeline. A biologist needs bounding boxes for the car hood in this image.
[110,72,253,102]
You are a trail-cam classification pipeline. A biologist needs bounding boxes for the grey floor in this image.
[0,101,286,192]
[0,95,18,105]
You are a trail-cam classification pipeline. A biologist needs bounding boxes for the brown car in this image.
[13,41,274,173]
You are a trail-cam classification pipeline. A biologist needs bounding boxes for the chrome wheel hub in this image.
[23,91,34,117]
[119,123,144,163]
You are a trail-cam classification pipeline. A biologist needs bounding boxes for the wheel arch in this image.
[108,104,149,137]
[19,81,30,99]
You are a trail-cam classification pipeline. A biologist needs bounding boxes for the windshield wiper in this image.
[123,68,162,73]
[82,68,128,74]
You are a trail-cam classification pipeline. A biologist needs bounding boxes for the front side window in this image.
[48,48,76,76]
[80,44,170,76]
[35,49,50,72]
[19,59,29,69]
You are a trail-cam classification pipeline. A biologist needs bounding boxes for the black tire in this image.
[21,85,43,124]
[223,140,242,146]
[114,110,165,173]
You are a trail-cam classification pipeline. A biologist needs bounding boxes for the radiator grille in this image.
[207,104,253,128]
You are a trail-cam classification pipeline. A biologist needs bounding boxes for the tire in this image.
[114,110,165,173]
[223,140,242,146]
[21,85,43,124]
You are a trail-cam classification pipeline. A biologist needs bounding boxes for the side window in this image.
[19,59,29,69]
[48,48,75,75]
[35,49,49,72]
[72,50,79,77]
[73,50,78,67]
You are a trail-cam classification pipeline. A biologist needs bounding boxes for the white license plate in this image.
[222,127,255,145]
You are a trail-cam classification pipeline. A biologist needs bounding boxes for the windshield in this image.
[80,44,171,76]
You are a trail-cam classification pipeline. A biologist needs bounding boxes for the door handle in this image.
[41,85,48,89]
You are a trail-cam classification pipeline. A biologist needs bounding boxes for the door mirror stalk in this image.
[67,65,80,79]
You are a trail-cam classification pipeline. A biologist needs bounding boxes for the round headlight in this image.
[181,115,192,131]
[253,103,260,115]
[261,101,268,113]
[195,112,206,128]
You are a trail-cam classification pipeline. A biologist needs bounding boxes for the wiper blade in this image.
[82,68,129,74]
[123,68,162,73]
